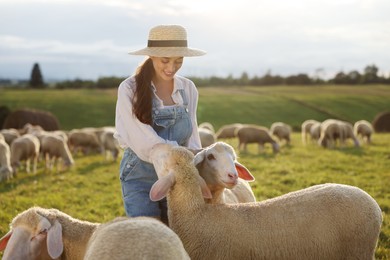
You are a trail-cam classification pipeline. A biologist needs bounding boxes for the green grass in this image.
[0,85,389,258]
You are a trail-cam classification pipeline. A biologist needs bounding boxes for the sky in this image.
[1,0,390,81]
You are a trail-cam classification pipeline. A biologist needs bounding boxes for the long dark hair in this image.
[133,58,154,125]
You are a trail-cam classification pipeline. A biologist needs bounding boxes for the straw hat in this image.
[129,25,206,57]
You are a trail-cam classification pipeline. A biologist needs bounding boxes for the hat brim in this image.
[128,47,206,57]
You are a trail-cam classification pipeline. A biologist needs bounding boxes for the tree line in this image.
[1,63,389,89]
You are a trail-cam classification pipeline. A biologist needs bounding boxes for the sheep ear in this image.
[196,175,213,199]
[47,220,63,259]
[0,230,12,251]
[193,149,206,166]
[150,173,175,202]
[235,162,255,181]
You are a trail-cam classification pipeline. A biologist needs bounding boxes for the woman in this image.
[114,25,206,224]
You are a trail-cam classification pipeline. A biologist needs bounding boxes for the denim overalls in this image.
[119,89,192,223]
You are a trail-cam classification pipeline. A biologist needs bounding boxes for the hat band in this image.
[147,40,188,47]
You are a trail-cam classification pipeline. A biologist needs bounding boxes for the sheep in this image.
[269,122,292,145]
[318,119,343,148]
[0,139,13,181]
[198,121,215,133]
[149,145,382,260]
[354,120,374,144]
[0,206,99,260]
[68,129,101,155]
[10,134,40,174]
[301,119,320,145]
[198,127,217,148]
[215,123,243,139]
[309,121,321,142]
[339,121,360,147]
[235,124,279,154]
[40,133,74,172]
[84,217,190,260]
[194,141,256,204]
[0,128,20,146]
[99,128,120,161]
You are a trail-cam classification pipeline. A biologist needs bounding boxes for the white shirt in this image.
[114,74,201,163]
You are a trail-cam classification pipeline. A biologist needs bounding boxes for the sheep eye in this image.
[207,154,216,160]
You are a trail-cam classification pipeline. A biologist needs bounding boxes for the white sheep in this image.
[309,121,321,142]
[193,141,256,204]
[0,128,20,146]
[215,123,243,139]
[198,127,217,148]
[10,134,40,174]
[149,145,382,260]
[0,139,13,182]
[318,119,343,148]
[301,119,320,145]
[354,120,374,144]
[235,124,279,154]
[269,122,292,145]
[99,128,120,161]
[198,121,215,133]
[84,217,190,260]
[0,206,99,260]
[40,133,75,172]
[339,121,360,147]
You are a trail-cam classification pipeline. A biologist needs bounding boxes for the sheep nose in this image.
[228,173,238,182]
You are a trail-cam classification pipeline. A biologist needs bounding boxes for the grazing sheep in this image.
[84,217,190,260]
[269,122,292,145]
[194,142,256,204]
[0,207,99,260]
[40,134,74,172]
[68,129,101,155]
[301,119,320,145]
[99,128,120,161]
[339,121,360,147]
[198,122,215,133]
[318,119,343,148]
[0,139,13,181]
[309,121,321,142]
[10,134,40,174]
[215,123,243,139]
[149,145,382,260]
[236,124,279,154]
[354,120,374,144]
[2,108,60,131]
[0,128,20,146]
[198,128,217,148]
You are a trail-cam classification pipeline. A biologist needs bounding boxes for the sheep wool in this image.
[149,145,382,260]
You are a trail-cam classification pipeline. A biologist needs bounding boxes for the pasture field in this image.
[0,85,389,258]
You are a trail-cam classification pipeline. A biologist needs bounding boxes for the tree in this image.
[30,63,45,88]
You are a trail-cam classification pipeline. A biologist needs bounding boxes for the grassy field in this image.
[0,85,389,258]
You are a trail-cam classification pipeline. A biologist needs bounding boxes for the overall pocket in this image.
[119,149,140,181]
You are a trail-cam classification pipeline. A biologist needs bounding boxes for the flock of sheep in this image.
[0,141,383,259]
[0,123,120,182]
[198,119,374,153]
[0,118,382,259]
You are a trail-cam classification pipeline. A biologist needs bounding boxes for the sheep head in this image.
[149,145,212,202]
[194,142,255,189]
[0,207,63,260]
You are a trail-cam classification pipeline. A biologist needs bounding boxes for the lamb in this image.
[0,139,13,182]
[193,141,256,204]
[301,119,320,145]
[354,120,374,144]
[40,133,75,172]
[215,123,243,139]
[269,122,292,145]
[235,124,279,154]
[309,121,321,142]
[198,127,217,148]
[10,134,40,174]
[84,217,190,260]
[339,121,360,147]
[149,145,382,260]
[318,119,343,148]
[0,206,99,260]
[0,128,20,146]
[68,129,101,155]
